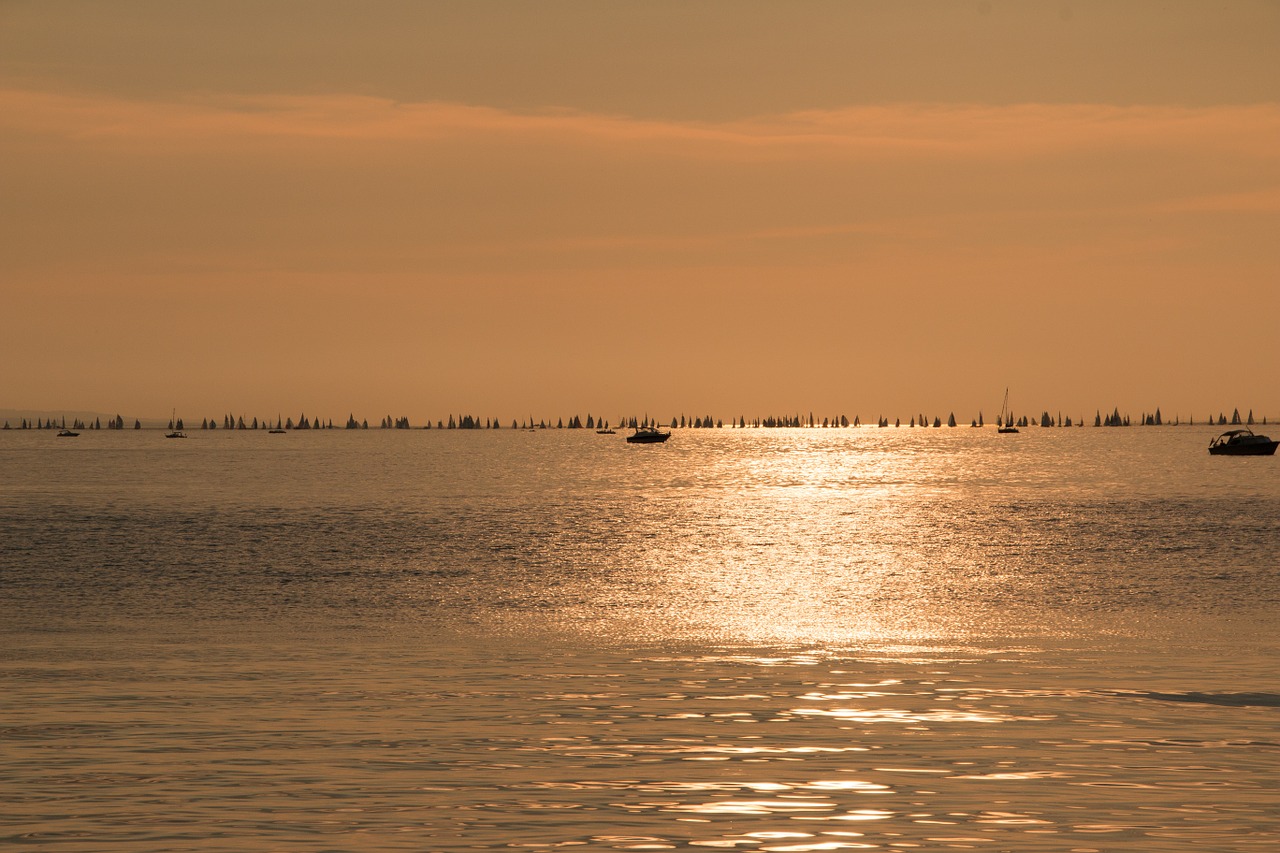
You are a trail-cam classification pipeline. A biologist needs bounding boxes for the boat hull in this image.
[1209,441,1278,456]
[626,433,670,444]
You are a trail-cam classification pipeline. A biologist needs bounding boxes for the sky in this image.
[2,1,1278,425]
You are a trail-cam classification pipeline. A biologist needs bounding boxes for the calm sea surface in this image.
[2,426,1277,851]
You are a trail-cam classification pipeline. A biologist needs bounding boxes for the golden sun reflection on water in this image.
[789,707,1042,724]
[582,429,1070,648]
[6,429,1280,850]
[5,626,1277,850]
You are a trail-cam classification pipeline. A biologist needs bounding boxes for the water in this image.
[2,427,1277,850]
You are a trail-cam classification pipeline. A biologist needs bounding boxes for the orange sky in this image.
[2,1,1278,424]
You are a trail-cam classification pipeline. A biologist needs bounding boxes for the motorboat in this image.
[165,430,187,439]
[1208,428,1278,456]
[56,428,79,437]
[625,426,670,444]
[268,428,286,434]
[596,428,616,435]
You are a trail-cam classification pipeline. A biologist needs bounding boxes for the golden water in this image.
[3,427,1277,849]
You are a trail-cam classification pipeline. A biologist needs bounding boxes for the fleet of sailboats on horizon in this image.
[26,397,1275,440]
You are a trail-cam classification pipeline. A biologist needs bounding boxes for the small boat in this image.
[596,428,616,435]
[165,408,186,438]
[56,428,79,437]
[268,428,286,434]
[625,426,670,444]
[997,388,1019,434]
[1208,428,1278,456]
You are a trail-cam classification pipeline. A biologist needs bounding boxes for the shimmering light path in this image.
[4,637,1276,850]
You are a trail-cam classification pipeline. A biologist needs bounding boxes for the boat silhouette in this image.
[998,388,1019,434]
[1208,428,1278,456]
[625,426,670,444]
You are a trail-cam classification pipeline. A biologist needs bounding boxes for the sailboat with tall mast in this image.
[997,388,1019,434]
[165,408,187,439]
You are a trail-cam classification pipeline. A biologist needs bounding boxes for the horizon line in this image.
[4,407,1270,432]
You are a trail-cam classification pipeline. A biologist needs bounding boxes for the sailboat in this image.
[997,389,1019,434]
[166,409,187,439]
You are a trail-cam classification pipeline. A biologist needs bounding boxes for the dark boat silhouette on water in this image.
[165,409,186,438]
[626,426,670,444]
[997,388,1019,434]
[1208,428,1278,456]
[56,428,79,437]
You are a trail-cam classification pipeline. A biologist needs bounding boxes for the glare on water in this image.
[2,426,1277,850]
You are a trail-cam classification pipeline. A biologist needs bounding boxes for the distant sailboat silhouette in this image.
[998,389,1019,434]
[166,409,187,439]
